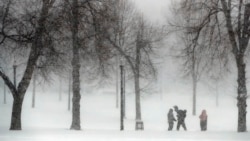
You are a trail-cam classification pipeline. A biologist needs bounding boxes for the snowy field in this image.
[1,0,250,140]
[1,81,250,141]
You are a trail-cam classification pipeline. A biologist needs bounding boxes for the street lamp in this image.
[120,65,124,131]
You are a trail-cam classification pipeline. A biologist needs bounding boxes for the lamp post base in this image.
[135,120,144,130]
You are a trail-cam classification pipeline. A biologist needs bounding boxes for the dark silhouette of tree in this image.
[170,0,250,132]
[100,0,165,130]
[0,0,58,130]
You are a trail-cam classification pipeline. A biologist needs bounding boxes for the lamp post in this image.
[120,65,124,131]
[123,66,126,118]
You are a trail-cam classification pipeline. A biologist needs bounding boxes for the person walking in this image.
[199,109,207,131]
[173,106,187,131]
[167,108,176,131]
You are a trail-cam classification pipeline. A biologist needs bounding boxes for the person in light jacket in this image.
[167,108,176,131]
[199,109,208,131]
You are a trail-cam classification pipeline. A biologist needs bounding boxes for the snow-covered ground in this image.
[0,82,250,141]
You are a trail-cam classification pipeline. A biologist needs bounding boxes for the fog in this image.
[1,0,250,140]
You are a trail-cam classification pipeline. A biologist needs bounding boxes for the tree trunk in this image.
[59,78,62,101]
[70,59,81,130]
[116,56,119,108]
[192,74,197,116]
[32,72,36,108]
[192,69,197,116]
[70,51,81,127]
[216,82,219,107]
[236,54,247,132]
[191,47,197,116]
[10,97,24,130]
[4,83,6,104]
[70,0,81,130]
[68,72,71,111]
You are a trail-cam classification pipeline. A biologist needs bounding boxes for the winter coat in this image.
[174,106,187,122]
[176,110,186,122]
[199,110,207,121]
[168,109,176,123]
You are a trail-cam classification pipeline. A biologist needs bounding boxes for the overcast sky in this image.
[133,0,172,22]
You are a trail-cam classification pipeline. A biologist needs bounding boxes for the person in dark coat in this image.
[167,108,176,131]
[199,109,207,131]
[173,106,187,131]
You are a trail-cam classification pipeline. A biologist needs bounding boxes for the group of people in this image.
[167,105,207,131]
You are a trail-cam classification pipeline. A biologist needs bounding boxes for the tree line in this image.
[0,0,165,131]
[1,0,250,133]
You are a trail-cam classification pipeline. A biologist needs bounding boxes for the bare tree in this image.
[61,0,82,130]
[61,0,116,130]
[101,0,165,130]
[69,0,81,130]
[170,0,250,132]
[0,0,56,130]
[170,23,209,116]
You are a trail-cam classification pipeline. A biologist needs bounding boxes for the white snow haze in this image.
[1,0,250,141]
